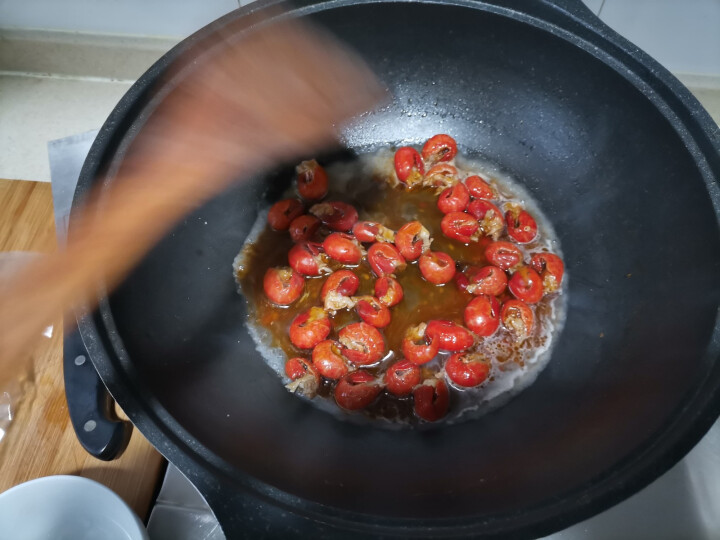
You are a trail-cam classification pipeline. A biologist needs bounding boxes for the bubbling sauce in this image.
[234,148,566,427]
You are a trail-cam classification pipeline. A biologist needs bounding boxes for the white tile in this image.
[0,74,132,181]
[0,29,179,81]
[600,0,720,76]
[686,85,720,125]
[581,0,604,16]
[0,0,239,39]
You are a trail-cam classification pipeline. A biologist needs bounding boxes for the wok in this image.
[73,0,720,537]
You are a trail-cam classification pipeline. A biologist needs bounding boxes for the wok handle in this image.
[63,319,132,461]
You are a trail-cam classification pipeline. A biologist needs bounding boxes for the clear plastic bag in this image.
[0,252,47,445]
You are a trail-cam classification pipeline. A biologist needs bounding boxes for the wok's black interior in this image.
[81,0,720,536]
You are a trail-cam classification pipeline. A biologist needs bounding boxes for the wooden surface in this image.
[0,178,165,520]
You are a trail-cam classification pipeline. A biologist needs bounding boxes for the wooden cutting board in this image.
[0,178,165,520]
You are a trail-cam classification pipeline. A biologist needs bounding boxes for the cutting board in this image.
[0,178,165,520]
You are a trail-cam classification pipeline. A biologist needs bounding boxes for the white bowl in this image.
[0,475,148,540]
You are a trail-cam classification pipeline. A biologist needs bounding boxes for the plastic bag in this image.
[0,252,47,445]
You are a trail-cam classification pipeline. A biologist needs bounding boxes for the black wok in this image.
[73,0,720,537]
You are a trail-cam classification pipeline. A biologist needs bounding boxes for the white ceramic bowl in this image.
[0,475,148,540]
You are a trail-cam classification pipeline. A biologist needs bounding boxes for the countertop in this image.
[0,178,165,520]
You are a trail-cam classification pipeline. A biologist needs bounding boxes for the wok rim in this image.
[72,0,720,537]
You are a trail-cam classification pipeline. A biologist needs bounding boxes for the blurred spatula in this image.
[0,14,386,389]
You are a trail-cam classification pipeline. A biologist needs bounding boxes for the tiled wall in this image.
[0,0,718,75]
[597,0,720,76]
[0,0,241,38]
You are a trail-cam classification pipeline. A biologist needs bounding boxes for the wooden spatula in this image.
[0,15,385,390]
